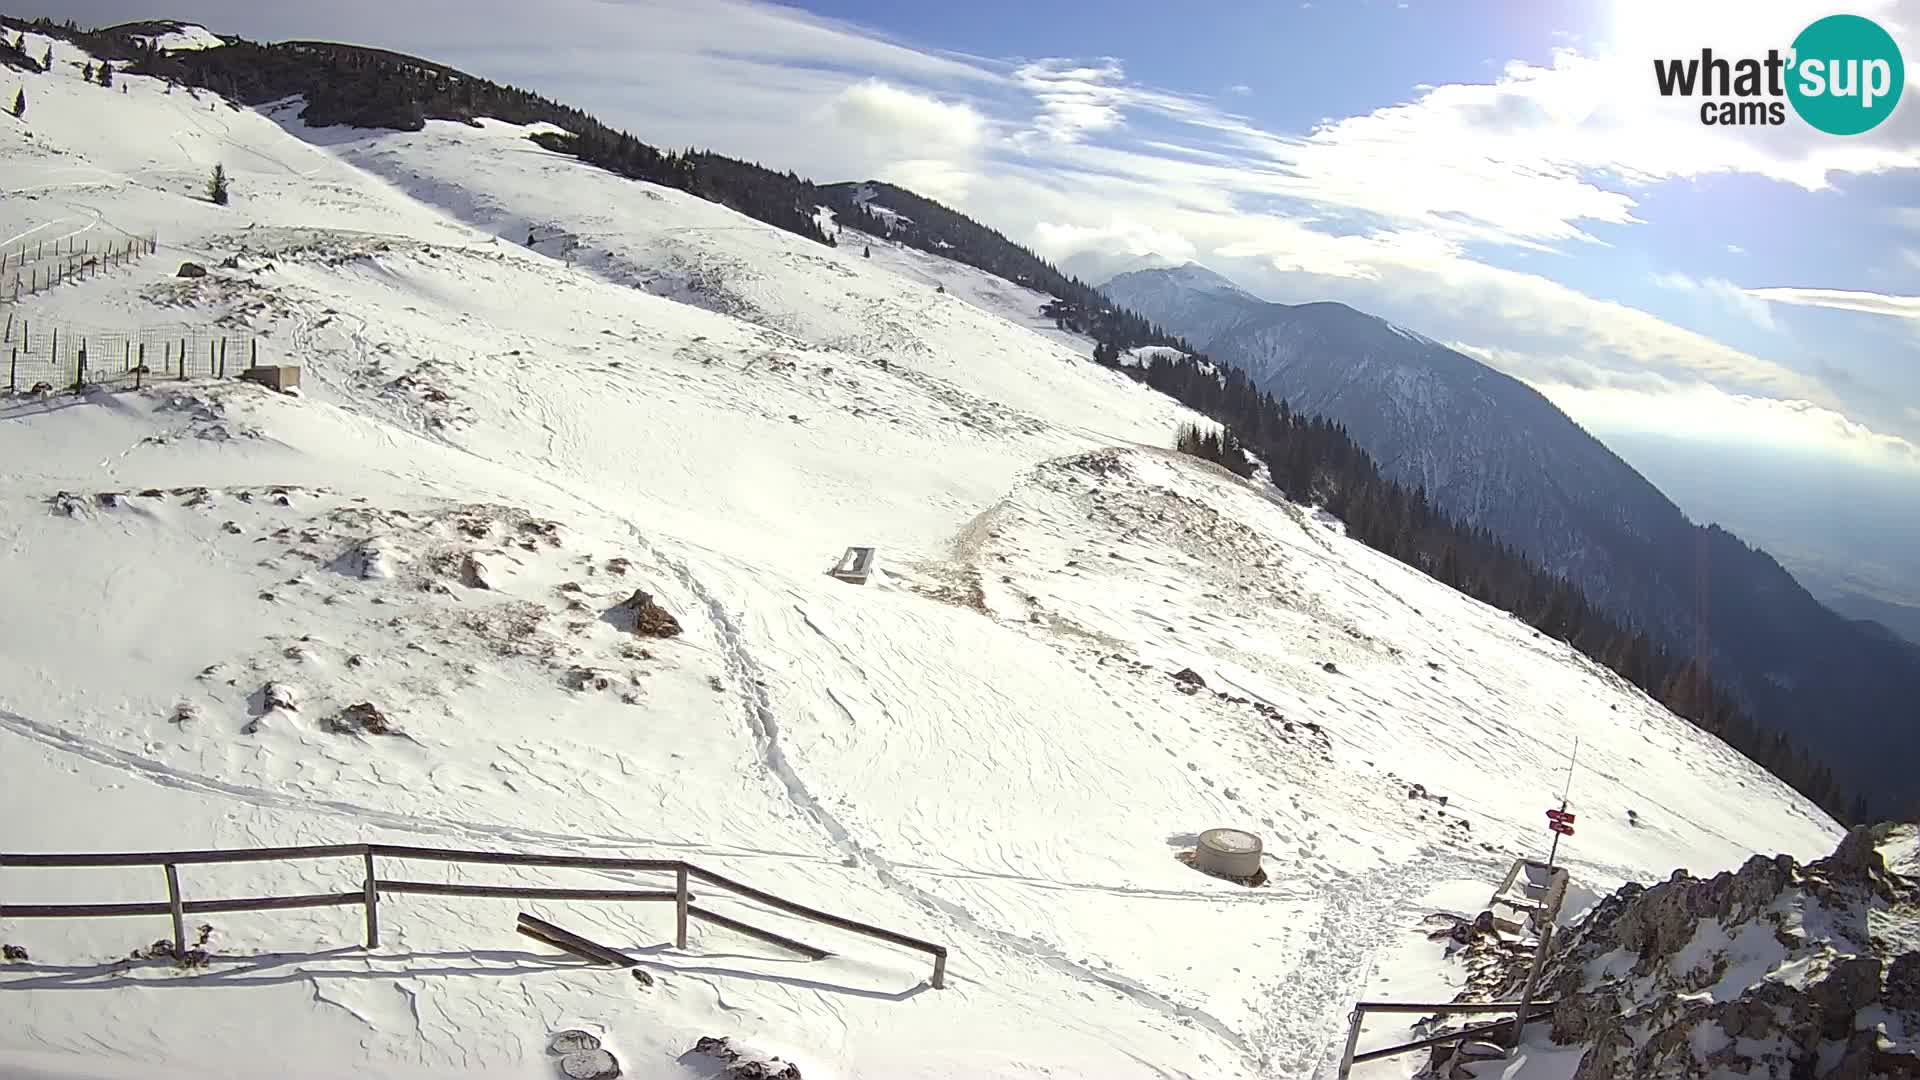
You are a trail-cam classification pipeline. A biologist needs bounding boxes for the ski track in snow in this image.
[0,709,825,868]
[647,534,1263,1062]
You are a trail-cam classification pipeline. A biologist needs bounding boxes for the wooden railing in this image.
[1335,924,1557,1076]
[0,843,947,989]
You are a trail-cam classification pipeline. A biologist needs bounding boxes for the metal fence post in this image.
[363,849,379,948]
[931,949,947,990]
[675,865,689,948]
[164,863,187,958]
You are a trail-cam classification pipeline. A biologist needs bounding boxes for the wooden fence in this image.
[1334,924,1557,1076]
[0,842,948,989]
[0,233,158,304]
[0,314,261,393]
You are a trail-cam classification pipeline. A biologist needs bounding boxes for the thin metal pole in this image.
[1546,737,1578,875]
[1338,1006,1365,1079]
[674,865,689,948]
[362,850,379,948]
[164,863,186,957]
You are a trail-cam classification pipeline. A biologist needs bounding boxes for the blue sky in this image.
[29,0,1920,601]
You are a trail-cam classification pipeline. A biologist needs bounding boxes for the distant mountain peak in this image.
[1104,260,1249,297]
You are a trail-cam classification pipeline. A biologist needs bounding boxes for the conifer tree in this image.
[11,87,23,118]
[207,163,229,205]
[97,61,113,88]
[83,61,93,81]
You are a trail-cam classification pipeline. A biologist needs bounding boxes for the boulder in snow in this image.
[176,262,208,278]
[610,589,682,638]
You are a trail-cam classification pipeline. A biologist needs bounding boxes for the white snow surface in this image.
[129,23,227,52]
[0,46,1843,1080]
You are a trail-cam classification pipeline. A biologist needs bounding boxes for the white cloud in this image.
[1527,378,1920,470]
[828,79,986,151]
[1227,84,1253,97]
[1726,244,1746,255]
[1746,287,1920,320]
[1013,59,1130,144]
[1653,271,1778,330]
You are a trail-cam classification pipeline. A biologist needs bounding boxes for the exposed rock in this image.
[1503,828,1919,1080]
[1171,667,1206,688]
[1,944,27,962]
[325,702,394,736]
[261,681,297,712]
[1809,957,1881,1039]
[612,590,682,638]
[176,261,208,278]
[460,553,492,589]
[686,1037,801,1080]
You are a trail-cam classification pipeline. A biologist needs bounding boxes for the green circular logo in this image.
[1787,14,1905,135]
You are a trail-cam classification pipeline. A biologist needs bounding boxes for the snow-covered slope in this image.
[1099,265,1920,819]
[0,34,1843,1080]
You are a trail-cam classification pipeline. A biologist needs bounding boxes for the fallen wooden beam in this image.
[515,913,641,968]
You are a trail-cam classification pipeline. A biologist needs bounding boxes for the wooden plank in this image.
[1352,1000,1556,1015]
[1,892,363,918]
[164,864,186,957]
[688,904,829,961]
[689,866,944,958]
[1351,1007,1555,1066]
[675,866,689,949]
[515,913,640,967]
[363,851,379,949]
[370,845,682,873]
[516,923,606,965]
[0,844,370,868]
[376,880,677,903]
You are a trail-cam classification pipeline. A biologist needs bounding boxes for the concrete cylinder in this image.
[1195,828,1263,878]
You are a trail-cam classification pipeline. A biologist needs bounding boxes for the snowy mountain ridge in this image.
[0,26,1846,1080]
[1099,263,1920,819]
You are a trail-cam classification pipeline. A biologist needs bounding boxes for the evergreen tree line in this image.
[0,26,44,74]
[1130,349,1855,822]
[1173,423,1254,479]
[822,184,1173,345]
[6,19,836,248]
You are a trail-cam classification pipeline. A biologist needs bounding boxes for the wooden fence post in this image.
[1337,1006,1365,1079]
[164,863,187,958]
[123,340,130,372]
[362,850,379,948]
[675,865,689,948]
[251,339,258,367]
[1509,923,1554,1050]
[135,343,145,390]
[8,347,15,394]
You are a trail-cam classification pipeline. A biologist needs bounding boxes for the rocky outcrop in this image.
[1493,826,1920,1080]
[610,589,682,638]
